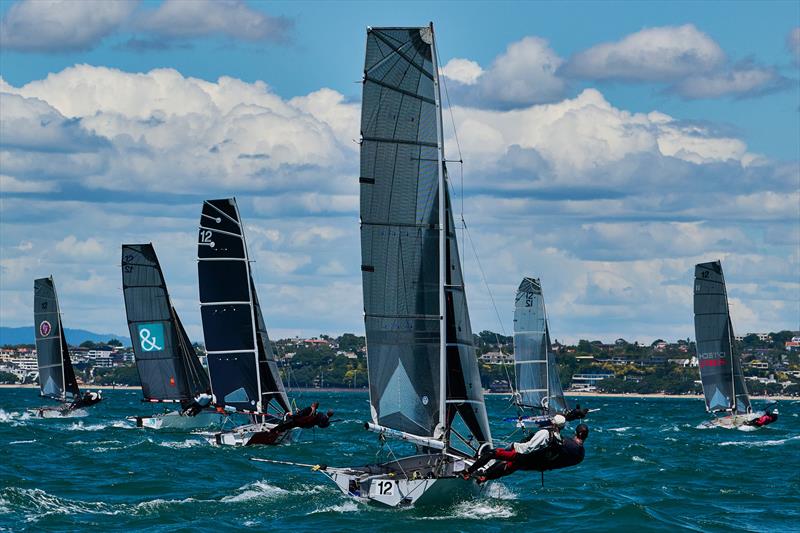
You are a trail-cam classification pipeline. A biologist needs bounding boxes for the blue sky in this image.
[1,0,798,343]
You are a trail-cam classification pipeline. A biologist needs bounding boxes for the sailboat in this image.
[508,277,571,427]
[694,260,769,429]
[318,24,493,507]
[195,198,296,446]
[31,276,102,417]
[121,243,223,430]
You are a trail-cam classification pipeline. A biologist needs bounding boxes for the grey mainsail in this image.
[360,26,491,446]
[513,277,567,415]
[693,260,751,414]
[121,244,210,403]
[34,277,80,401]
[197,198,290,416]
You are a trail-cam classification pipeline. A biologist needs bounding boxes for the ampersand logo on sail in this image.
[137,323,164,352]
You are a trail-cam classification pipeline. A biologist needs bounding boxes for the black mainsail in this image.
[197,198,290,417]
[34,277,80,401]
[694,260,751,414]
[513,277,568,415]
[121,244,210,403]
[360,25,491,448]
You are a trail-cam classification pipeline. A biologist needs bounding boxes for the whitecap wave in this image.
[158,438,204,449]
[484,482,517,500]
[9,439,36,445]
[719,435,800,447]
[608,427,631,432]
[67,422,107,431]
[221,481,289,503]
[450,501,514,520]
[308,500,361,514]
[632,455,646,463]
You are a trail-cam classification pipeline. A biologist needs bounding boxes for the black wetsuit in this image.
[522,437,585,471]
[69,392,101,410]
[273,406,330,432]
[564,405,590,421]
[475,436,585,481]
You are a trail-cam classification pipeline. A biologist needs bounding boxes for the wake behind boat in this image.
[314,24,492,507]
[121,243,223,431]
[195,198,305,446]
[30,276,102,418]
[693,261,777,430]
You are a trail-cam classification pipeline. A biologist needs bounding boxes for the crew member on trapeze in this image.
[464,417,589,483]
[272,401,334,433]
[69,390,102,410]
[563,403,590,421]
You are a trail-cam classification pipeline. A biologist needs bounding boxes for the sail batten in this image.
[121,244,210,403]
[34,277,80,402]
[693,260,751,414]
[360,25,491,447]
[513,277,568,415]
[197,198,290,415]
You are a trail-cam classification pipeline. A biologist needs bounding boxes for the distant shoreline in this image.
[0,384,794,401]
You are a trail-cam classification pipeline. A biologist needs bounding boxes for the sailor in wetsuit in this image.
[564,403,590,421]
[181,392,212,416]
[745,406,778,428]
[273,402,334,432]
[466,421,589,483]
[464,414,567,481]
[69,390,102,410]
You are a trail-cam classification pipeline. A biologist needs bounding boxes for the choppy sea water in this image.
[1,389,798,532]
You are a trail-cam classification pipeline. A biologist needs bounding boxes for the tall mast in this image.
[541,280,551,410]
[53,276,66,402]
[430,22,447,444]
[235,199,265,416]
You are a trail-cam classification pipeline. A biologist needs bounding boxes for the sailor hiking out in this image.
[464,416,589,483]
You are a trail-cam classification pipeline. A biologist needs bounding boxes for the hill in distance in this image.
[0,326,131,347]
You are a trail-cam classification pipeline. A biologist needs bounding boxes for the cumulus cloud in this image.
[1,65,358,193]
[670,62,790,99]
[54,235,104,258]
[442,37,567,107]
[562,24,789,100]
[0,61,796,341]
[0,0,291,53]
[441,58,483,85]
[563,24,724,81]
[134,0,292,43]
[0,0,136,52]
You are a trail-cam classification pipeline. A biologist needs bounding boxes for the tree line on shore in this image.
[3,330,797,396]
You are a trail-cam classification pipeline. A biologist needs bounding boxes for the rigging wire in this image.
[436,37,517,407]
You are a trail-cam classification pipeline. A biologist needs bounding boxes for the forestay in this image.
[34,277,79,401]
[694,261,751,414]
[121,244,210,403]
[197,198,290,416]
[513,277,567,415]
[360,26,490,446]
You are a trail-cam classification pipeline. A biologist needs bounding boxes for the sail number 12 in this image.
[371,480,395,497]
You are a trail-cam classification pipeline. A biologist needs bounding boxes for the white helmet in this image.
[552,414,566,428]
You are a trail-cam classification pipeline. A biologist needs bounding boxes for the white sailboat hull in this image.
[197,421,298,446]
[321,453,479,508]
[699,411,762,429]
[28,406,87,418]
[127,410,224,430]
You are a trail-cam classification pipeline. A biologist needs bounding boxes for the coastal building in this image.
[569,371,614,391]
[479,351,512,365]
